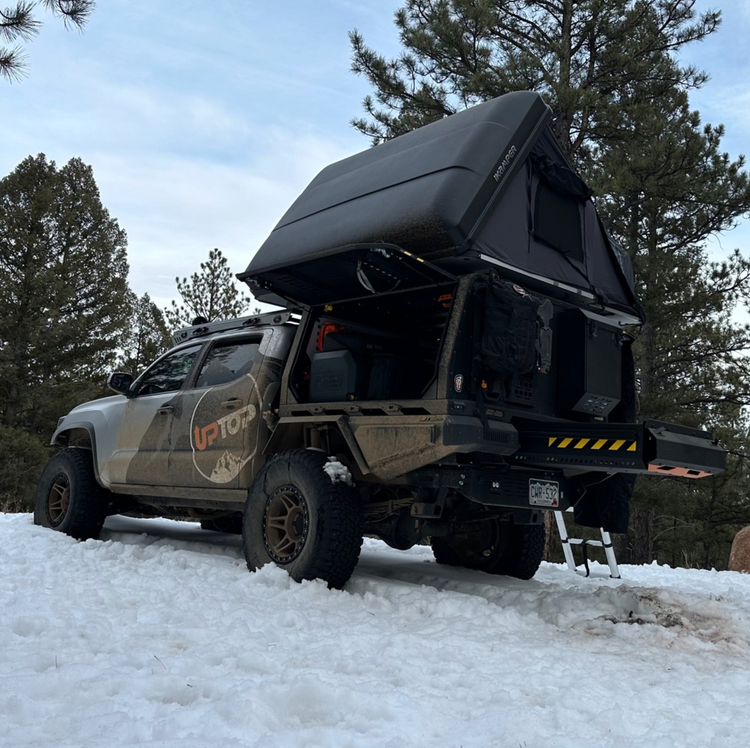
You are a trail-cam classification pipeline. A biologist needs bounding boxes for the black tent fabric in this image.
[472,128,640,315]
[240,91,642,320]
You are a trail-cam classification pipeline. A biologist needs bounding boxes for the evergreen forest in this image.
[2,0,749,570]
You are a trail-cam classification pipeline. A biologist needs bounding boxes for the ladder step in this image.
[566,539,607,547]
[553,511,621,579]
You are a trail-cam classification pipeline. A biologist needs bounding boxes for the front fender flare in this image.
[51,421,106,489]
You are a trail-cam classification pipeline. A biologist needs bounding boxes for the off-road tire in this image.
[492,522,546,579]
[432,520,545,580]
[200,515,243,534]
[243,450,364,589]
[34,448,107,541]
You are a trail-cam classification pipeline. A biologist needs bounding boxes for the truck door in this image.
[111,344,203,486]
[168,335,263,489]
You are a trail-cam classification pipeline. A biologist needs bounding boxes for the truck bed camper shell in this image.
[240,91,641,323]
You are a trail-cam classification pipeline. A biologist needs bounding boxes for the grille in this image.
[483,429,514,444]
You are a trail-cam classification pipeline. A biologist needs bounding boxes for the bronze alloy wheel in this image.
[263,486,309,564]
[35,448,107,540]
[244,449,364,588]
[47,475,71,527]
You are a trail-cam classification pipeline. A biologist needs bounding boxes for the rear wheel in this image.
[432,519,545,580]
[34,448,107,540]
[243,450,364,589]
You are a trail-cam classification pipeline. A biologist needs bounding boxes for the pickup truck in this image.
[35,92,725,588]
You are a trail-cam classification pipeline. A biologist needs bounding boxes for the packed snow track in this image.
[2,513,750,747]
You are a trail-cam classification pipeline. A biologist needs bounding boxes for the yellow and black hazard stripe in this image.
[546,437,637,452]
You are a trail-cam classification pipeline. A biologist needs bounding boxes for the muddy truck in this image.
[35,92,725,588]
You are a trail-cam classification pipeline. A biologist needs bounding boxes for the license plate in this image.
[529,479,559,507]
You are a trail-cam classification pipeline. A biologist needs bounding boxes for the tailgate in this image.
[512,419,725,478]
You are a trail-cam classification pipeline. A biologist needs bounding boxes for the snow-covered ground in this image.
[2,513,749,748]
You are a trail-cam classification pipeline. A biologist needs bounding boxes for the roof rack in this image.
[171,310,300,346]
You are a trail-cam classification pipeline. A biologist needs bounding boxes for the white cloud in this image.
[0,39,368,310]
[88,127,358,308]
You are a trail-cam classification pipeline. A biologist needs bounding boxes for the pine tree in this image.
[591,85,750,426]
[350,0,750,568]
[0,154,131,434]
[0,152,130,509]
[590,83,750,565]
[118,292,172,376]
[1,0,95,81]
[0,154,130,434]
[350,0,718,163]
[165,247,258,329]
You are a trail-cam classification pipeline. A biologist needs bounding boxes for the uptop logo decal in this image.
[189,376,262,484]
[193,404,257,451]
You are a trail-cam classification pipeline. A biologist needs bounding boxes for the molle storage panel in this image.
[557,309,621,417]
[507,371,535,406]
[309,350,363,402]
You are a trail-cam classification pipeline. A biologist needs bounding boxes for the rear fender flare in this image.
[264,416,370,476]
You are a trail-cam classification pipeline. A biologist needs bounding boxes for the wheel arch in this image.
[52,422,105,488]
[265,416,370,477]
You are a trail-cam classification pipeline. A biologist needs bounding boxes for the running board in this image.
[512,419,725,477]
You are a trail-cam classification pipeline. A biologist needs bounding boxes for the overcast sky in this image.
[2,0,748,310]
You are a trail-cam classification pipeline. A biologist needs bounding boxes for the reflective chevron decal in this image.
[547,437,637,452]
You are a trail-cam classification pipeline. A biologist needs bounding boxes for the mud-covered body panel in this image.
[52,320,295,499]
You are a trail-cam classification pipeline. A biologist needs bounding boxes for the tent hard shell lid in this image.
[240,91,642,323]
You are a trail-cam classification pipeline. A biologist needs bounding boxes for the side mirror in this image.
[107,371,134,395]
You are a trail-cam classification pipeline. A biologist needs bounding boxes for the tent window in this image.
[534,181,583,262]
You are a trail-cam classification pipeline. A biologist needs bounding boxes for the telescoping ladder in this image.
[553,509,621,579]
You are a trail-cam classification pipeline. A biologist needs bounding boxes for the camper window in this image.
[533,181,583,262]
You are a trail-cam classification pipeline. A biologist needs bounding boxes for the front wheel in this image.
[200,515,243,534]
[432,519,545,580]
[243,450,364,589]
[34,448,108,540]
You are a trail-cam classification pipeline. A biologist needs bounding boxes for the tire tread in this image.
[244,450,363,589]
[35,448,107,540]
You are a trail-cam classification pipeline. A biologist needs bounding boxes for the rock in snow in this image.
[1,512,750,747]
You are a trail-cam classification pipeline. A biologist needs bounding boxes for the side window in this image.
[137,345,202,395]
[195,340,261,388]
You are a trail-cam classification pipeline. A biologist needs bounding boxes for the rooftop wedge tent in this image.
[240,91,641,322]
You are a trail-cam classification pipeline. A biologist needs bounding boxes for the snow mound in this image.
[323,456,353,485]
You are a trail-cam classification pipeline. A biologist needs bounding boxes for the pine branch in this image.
[0,2,39,42]
[41,0,94,30]
[1,0,94,81]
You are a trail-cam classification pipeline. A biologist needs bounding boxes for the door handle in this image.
[157,404,174,415]
[221,398,243,409]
